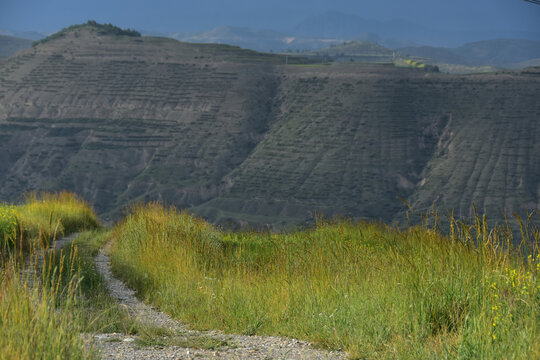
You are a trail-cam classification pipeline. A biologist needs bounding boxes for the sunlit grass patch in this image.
[17,191,99,241]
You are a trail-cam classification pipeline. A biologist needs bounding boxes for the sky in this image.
[1,0,539,44]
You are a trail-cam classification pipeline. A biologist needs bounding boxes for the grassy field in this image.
[1,194,539,358]
[111,203,539,359]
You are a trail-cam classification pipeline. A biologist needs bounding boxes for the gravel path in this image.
[92,246,348,360]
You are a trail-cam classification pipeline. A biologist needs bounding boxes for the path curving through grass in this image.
[92,242,347,359]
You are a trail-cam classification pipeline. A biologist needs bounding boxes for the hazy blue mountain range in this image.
[0,35,33,57]
[291,11,540,47]
[3,0,538,45]
[171,26,342,53]
[2,20,540,71]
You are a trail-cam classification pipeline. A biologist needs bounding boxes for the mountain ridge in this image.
[1,23,538,228]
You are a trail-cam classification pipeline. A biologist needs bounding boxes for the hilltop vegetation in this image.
[33,20,140,46]
[0,23,538,230]
[111,203,539,359]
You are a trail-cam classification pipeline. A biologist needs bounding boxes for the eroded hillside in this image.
[0,23,538,227]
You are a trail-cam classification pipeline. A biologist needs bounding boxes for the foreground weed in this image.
[0,203,17,249]
[1,191,100,253]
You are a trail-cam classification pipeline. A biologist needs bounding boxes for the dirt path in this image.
[92,245,348,360]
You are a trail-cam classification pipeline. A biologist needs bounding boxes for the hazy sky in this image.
[1,0,539,39]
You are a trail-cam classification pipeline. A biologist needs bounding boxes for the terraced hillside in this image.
[0,24,282,216]
[198,65,540,226]
[0,22,538,227]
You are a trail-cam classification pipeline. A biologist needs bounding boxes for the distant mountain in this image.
[307,40,395,63]
[0,35,33,57]
[458,39,540,67]
[174,26,290,52]
[293,11,439,47]
[314,41,393,56]
[399,39,540,68]
[0,30,46,41]
[13,31,46,41]
[173,26,344,52]
[293,11,540,48]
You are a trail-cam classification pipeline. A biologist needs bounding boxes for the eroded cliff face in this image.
[1,25,539,226]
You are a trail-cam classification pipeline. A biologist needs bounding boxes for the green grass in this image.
[17,191,100,239]
[1,193,229,358]
[110,203,539,359]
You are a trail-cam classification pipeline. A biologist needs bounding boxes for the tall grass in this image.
[111,203,539,359]
[0,238,96,359]
[0,192,101,359]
